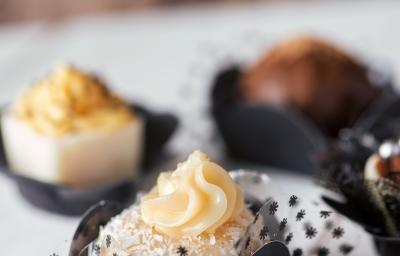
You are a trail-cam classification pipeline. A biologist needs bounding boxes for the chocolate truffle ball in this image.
[241,36,380,137]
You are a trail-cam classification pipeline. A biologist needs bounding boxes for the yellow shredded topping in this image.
[13,65,134,136]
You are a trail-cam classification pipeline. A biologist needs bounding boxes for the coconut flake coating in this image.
[92,204,256,256]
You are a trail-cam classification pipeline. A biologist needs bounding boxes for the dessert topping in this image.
[14,65,134,136]
[141,150,244,237]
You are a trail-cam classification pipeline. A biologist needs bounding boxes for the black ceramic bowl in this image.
[211,66,399,173]
[0,104,178,215]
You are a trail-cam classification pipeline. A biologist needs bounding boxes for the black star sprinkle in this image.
[259,225,269,240]
[305,226,317,239]
[285,232,293,244]
[269,201,279,215]
[339,244,354,255]
[296,209,306,221]
[320,211,331,219]
[292,248,303,256]
[332,227,344,239]
[317,247,329,256]
[176,246,188,256]
[113,253,118,256]
[289,195,298,207]
[106,234,112,248]
[279,218,288,231]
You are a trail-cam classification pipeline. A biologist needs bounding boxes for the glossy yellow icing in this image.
[141,150,244,238]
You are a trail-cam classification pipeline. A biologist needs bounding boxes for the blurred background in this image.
[0,0,267,23]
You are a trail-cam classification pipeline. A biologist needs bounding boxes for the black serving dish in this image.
[211,65,399,173]
[0,104,178,215]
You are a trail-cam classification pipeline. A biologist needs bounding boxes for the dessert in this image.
[92,150,260,256]
[363,140,400,236]
[1,66,143,186]
[365,141,400,184]
[241,36,380,136]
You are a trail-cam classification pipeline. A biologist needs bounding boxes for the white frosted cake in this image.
[1,66,143,186]
[92,151,261,256]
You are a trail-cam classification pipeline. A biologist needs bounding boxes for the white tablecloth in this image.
[1,1,399,254]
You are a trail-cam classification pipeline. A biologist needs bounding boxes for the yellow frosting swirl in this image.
[13,66,134,137]
[141,150,244,238]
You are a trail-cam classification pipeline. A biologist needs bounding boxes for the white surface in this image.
[1,0,398,254]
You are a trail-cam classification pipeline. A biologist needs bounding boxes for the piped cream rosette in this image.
[141,150,244,238]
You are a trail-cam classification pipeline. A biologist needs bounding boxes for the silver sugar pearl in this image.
[379,140,400,159]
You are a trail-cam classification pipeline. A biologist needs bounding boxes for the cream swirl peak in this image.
[141,150,244,238]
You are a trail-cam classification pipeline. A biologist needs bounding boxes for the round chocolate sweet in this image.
[241,36,380,137]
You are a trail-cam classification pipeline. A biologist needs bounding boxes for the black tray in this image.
[0,104,178,215]
[211,66,399,173]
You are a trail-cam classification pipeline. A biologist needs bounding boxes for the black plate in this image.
[0,104,178,215]
[211,66,399,173]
